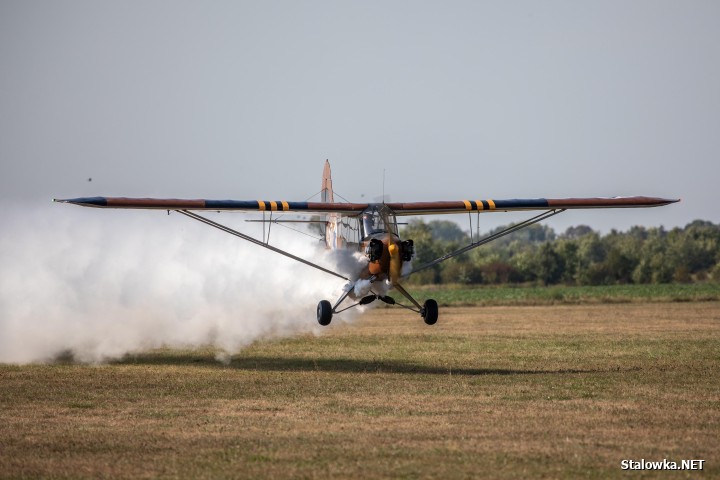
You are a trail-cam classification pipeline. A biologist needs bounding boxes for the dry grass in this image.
[1,302,719,479]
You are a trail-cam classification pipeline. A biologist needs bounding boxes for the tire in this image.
[422,299,438,325]
[317,300,333,326]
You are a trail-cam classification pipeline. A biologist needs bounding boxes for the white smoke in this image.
[0,202,366,364]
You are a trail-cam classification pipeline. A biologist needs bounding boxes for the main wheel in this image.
[317,300,333,326]
[422,299,438,325]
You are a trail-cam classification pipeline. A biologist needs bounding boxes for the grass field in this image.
[409,282,720,306]
[1,301,719,479]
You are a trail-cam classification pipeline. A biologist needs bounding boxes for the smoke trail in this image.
[0,202,365,364]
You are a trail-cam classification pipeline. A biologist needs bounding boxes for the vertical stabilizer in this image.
[321,159,334,203]
[321,160,343,249]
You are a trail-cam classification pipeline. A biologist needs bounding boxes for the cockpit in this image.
[359,205,398,239]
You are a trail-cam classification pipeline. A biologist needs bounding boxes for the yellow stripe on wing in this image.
[258,201,266,211]
[462,200,472,211]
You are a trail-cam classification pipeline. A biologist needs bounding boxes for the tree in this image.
[536,243,564,285]
[562,225,594,239]
[401,218,719,286]
[401,219,443,284]
[427,220,468,243]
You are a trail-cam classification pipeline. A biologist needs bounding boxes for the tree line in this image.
[401,219,720,286]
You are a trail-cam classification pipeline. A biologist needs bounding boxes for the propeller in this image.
[388,235,402,286]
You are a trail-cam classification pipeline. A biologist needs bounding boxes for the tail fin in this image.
[321,160,343,249]
[321,159,334,203]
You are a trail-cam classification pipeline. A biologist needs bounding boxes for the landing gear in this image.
[421,299,438,325]
[317,300,332,326]
[316,279,438,327]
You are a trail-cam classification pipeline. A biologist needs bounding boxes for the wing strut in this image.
[405,209,566,278]
[176,210,349,281]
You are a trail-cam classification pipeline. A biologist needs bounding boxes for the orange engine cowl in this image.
[366,238,401,279]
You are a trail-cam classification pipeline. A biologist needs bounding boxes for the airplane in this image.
[54,161,678,326]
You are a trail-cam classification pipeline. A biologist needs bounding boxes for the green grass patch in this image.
[409,282,720,306]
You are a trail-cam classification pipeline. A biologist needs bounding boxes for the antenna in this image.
[382,169,386,204]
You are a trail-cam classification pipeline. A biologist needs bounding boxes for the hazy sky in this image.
[1,0,718,233]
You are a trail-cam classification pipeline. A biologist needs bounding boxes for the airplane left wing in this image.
[53,197,369,214]
[386,196,678,215]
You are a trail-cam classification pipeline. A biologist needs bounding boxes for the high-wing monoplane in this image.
[55,161,678,326]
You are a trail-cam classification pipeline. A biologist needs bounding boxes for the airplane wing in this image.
[53,197,369,214]
[54,195,678,215]
[53,196,364,280]
[53,194,679,287]
[385,196,678,215]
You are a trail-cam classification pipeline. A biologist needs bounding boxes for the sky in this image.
[1,0,718,234]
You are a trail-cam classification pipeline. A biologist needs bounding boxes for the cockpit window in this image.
[360,205,397,238]
[362,213,385,235]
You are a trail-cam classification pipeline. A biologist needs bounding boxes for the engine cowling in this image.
[400,239,414,261]
[365,238,383,261]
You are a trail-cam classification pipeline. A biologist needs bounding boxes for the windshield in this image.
[360,205,397,238]
[362,213,385,235]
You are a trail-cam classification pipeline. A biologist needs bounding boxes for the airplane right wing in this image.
[53,197,369,215]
